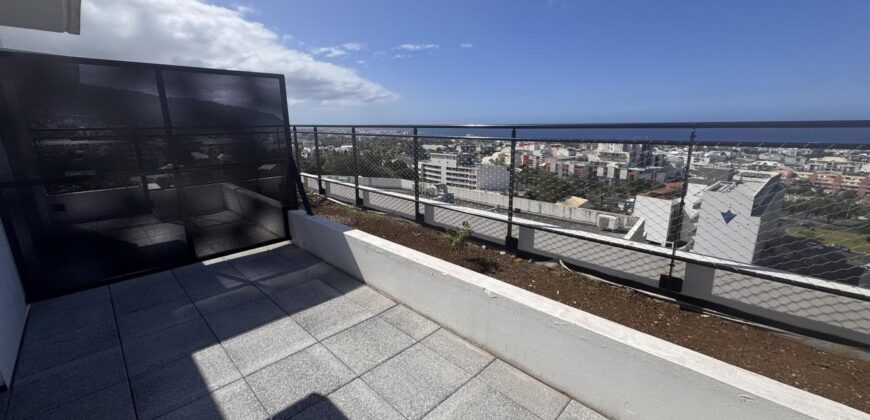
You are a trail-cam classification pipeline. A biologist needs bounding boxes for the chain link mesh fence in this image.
[296,123,870,344]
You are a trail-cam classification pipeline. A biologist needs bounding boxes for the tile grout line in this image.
[351,327,449,420]
[108,285,142,420]
[554,398,572,420]
[249,264,415,418]
[162,269,272,420]
[418,357,499,420]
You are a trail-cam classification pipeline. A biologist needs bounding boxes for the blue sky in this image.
[3,0,869,123]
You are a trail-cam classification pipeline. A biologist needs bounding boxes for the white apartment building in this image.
[691,170,785,264]
[418,153,510,191]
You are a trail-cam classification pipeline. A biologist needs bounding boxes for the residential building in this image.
[692,170,785,264]
[418,153,510,191]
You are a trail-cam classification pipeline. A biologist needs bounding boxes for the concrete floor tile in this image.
[250,268,311,294]
[295,379,404,420]
[231,253,296,281]
[123,318,217,377]
[269,279,341,315]
[24,298,115,343]
[202,294,286,340]
[421,329,493,375]
[6,347,127,420]
[379,305,439,340]
[157,379,268,420]
[478,359,570,420]
[362,343,471,420]
[222,317,316,375]
[344,285,395,314]
[0,388,8,419]
[317,269,362,294]
[192,284,264,314]
[292,295,375,340]
[246,344,355,418]
[27,381,135,420]
[174,262,250,302]
[111,271,187,314]
[305,261,338,279]
[16,321,119,378]
[116,297,199,340]
[557,400,608,420]
[30,286,110,313]
[322,317,415,374]
[129,344,241,419]
[423,378,537,420]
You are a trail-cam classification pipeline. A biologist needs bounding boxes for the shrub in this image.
[447,221,472,258]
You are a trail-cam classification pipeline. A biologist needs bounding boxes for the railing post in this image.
[413,127,424,223]
[292,125,301,172]
[314,126,325,195]
[661,126,696,292]
[505,128,519,250]
[352,127,363,207]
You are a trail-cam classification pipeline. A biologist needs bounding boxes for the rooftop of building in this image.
[2,243,601,420]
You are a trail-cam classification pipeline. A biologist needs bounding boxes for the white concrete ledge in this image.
[288,210,868,420]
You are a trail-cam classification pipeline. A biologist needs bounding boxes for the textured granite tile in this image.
[478,359,570,420]
[111,271,187,314]
[421,329,493,375]
[317,269,362,294]
[343,285,395,314]
[192,284,264,314]
[268,279,341,315]
[0,387,10,419]
[123,318,217,377]
[557,400,608,420]
[322,317,415,374]
[231,253,296,282]
[156,379,268,420]
[129,344,241,419]
[246,344,355,418]
[424,378,537,420]
[202,294,286,340]
[305,261,338,279]
[174,262,250,302]
[27,381,135,420]
[222,317,316,375]
[116,297,199,340]
[15,320,119,378]
[362,343,471,420]
[379,305,439,340]
[6,347,126,420]
[292,296,374,340]
[250,267,311,295]
[294,379,404,420]
[24,297,115,343]
[29,286,110,313]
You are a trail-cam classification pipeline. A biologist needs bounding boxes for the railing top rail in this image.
[290,129,868,149]
[291,120,870,129]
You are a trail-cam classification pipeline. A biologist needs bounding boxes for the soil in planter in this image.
[308,196,869,413]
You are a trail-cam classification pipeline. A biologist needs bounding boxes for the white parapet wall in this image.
[302,174,870,346]
[287,210,868,420]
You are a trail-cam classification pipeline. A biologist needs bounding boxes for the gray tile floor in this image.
[1,244,607,420]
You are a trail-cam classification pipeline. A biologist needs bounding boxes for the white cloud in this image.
[311,47,347,58]
[397,43,439,51]
[0,0,396,105]
[460,43,473,48]
[342,43,365,51]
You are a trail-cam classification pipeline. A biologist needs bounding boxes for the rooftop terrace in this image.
[1,243,603,420]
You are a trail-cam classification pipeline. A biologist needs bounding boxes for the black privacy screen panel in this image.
[0,51,292,301]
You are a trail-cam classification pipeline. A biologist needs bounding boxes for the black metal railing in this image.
[290,121,870,304]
